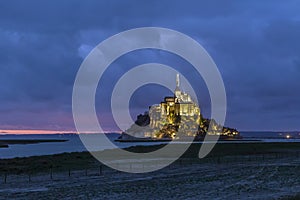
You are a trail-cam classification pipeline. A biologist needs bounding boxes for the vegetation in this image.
[0,142,299,175]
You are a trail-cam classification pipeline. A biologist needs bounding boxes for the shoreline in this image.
[0,139,68,148]
[0,142,299,199]
[0,138,298,159]
[115,138,261,142]
[0,142,299,172]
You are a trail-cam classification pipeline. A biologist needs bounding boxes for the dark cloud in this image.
[0,0,299,131]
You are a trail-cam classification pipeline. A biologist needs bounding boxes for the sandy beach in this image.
[0,143,299,199]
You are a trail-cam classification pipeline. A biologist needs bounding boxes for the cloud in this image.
[0,0,299,131]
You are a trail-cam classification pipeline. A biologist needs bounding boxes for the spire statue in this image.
[175,73,181,98]
[176,73,180,88]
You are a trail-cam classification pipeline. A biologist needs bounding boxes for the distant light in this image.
[286,135,290,139]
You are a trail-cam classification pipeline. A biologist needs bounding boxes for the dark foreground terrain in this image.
[0,142,299,199]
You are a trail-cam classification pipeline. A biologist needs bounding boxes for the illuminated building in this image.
[147,74,201,139]
[120,74,240,141]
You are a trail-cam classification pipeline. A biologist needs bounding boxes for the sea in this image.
[0,131,300,159]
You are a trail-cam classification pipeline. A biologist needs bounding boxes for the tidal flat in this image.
[0,142,299,199]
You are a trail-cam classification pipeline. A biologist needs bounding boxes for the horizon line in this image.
[0,129,122,134]
[0,129,299,135]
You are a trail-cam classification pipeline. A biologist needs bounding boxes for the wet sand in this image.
[0,142,299,199]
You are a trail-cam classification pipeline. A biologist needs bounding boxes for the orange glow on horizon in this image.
[0,129,121,134]
[0,129,75,134]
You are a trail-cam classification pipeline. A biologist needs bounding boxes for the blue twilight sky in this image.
[0,0,299,132]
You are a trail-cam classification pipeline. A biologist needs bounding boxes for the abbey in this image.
[147,74,201,139]
[118,74,240,141]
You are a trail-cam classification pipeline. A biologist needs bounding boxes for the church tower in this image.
[174,73,181,98]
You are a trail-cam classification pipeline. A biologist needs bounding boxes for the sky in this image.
[0,0,300,132]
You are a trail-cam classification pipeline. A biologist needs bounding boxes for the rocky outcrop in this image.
[118,112,241,141]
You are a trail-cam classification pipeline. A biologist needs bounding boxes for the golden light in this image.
[286,135,290,139]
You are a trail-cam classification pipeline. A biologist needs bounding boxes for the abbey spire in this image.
[175,73,181,99]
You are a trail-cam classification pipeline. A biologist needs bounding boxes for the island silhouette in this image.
[117,74,240,142]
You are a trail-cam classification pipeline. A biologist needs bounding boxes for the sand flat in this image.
[0,155,299,199]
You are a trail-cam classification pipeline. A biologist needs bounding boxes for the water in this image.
[0,133,167,159]
[0,131,299,158]
[241,131,300,139]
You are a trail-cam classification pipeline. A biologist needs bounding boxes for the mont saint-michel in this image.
[118,74,240,142]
